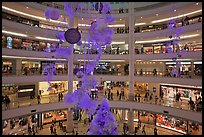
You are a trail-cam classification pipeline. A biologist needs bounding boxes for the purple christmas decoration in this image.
[88,98,118,135]
[49,8,60,20]
[88,20,113,47]
[43,3,118,134]
[45,8,51,20]
[54,46,72,59]
[104,15,115,23]
[64,2,74,18]
[64,28,81,44]
[101,2,110,14]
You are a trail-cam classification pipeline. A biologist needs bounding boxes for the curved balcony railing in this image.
[2,69,202,79]
[2,10,202,35]
[2,91,202,113]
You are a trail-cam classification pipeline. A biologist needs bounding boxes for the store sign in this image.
[153,87,156,92]
[7,36,12,48]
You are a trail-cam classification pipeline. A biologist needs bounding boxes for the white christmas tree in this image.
[88,98,118,135]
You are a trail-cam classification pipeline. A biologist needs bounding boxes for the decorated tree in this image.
[88,98,118,135]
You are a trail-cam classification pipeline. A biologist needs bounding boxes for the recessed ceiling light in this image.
[120,19,122,21]
[140,17,143,19]
[82,18,84,20]
[174,9,176,12]
[156,14,159,16]
[25,31,28,33]
[26,7,29,9]
[196,3,199,5]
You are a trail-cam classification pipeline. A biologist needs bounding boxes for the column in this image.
[176,61,181,77]
[122,109,126,120]
[66,108,74,133]
[190,61,194,78]
[67,15,74,94]
[128,2,135,101]
[35,82,39,97]
[186,121,189,133]
[127,109,134,133]
[12,59,22,75]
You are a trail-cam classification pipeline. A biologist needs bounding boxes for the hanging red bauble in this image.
[64,28,81,44]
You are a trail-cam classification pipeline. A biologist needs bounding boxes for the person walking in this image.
[4,95,10,110]
[188,97,195,111]
[134,126,138,135]
[60,92,63,101]
[37,95,41,104]
[154,127,158,135]
[142,125,146,135]
[117,90,119,97]
[50,124,53,134]
[58,92,61,102]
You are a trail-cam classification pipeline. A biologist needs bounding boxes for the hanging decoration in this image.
[88,98,118,135]
[44,2,117,135]
[64,28,81,44]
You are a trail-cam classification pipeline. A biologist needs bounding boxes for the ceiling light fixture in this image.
[135,23,146,26]
[174,9,177,12]
[2,30,28,37]
[196,3,199,5]
[108,24,125,27]
[2,55,67,61]
[35,36,60,41]
[2,6,68,25]
[152,9,202,23]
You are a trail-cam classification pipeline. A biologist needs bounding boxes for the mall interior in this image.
[2,2,202,135]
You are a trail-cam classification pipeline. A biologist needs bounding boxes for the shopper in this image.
[54,128,57,135]
[155,95,158,104]
[142,125,146,135]
[58,92,61,102]
[4,95,10,110]
[154,127,158,135]
[50,124,53,134]
[134,126,138,135]
[60,92,63,101]
[148,116,150,124]
[160,91,164,103]
[138,94,141,102]
[188,97,195,111]
[149,93,153,102]
[135,94,137,102]
[37,95,41,104]
[117,90,119,97]
[144,92,148,102]
[184,16,190,25]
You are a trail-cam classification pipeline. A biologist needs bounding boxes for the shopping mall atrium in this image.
[2,2,202,135]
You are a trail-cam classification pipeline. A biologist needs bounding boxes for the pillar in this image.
[67,14,74,94]
[127,109,134,133]
[176,61,181,77]
[122,109,126,120]
[186,121,189,133]
[128,2,135,101]
[66,108,74,133]
[12,59,22,75]
[35,82,39,97]
[190,61,194,78]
